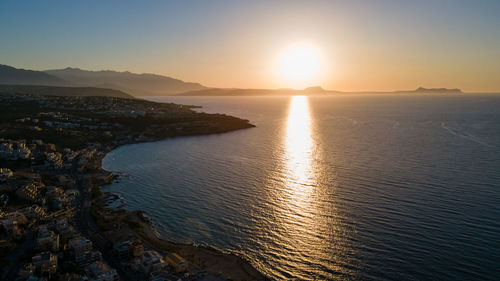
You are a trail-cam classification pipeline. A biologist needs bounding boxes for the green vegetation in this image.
[91,186,103,199]
[0,93,253,151]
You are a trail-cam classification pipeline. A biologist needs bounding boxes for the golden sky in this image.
[1,1,499,92]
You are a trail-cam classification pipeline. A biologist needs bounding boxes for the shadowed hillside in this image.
[45,67,206,96]
[0,84,134,98]
[0,64,69,86]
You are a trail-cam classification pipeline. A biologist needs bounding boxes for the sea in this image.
[102,94,500,281]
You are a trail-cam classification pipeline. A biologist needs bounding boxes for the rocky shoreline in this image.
[92,130,269,281]
[0,93,266,280]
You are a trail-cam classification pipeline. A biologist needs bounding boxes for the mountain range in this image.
[0,64,69,86]
[0,64,466,97]
[0,64,206,96]
[44,67,206,96]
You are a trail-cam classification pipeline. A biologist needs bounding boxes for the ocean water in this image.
[102,95,500,280]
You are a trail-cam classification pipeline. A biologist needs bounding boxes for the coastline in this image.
[0,93,267,280]
[91,125,269,281]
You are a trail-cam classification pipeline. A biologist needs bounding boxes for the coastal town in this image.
[0,92,264,281]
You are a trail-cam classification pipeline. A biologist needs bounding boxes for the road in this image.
[73,175,135,281]
[4,227,34,281]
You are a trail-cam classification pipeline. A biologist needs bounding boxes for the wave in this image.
[440,122,497,148]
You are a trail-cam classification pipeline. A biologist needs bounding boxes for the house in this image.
[113,239,144,259]
[63,149,78,168]
[4,211,28,224]
[0,168,13,182]
[165,253,188,273]
[64,189,79,202]
[0,193,9,206]
[46,187,66,210]
[45,186,64,199]
[69,237,93,263]
[55,217,70,234]
[20,205,47,219]
[77,250,102,267]
[37,225,59,251]
[16,183,41,202]
[0,218,23,239]
[86,261,119,281]
[32,251,58,275]
[0,141,31,160]
[45,152,64,169]
[58,223,77,239]
[138,250,167,274]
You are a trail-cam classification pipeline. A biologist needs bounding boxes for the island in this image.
[176,86,465,96]
[398,87,463,94]
[175,86,341,96]
[0,90,267,281]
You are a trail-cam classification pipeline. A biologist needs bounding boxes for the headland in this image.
[0,91,267,281]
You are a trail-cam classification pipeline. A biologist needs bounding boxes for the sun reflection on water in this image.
[284,95,315,202]
[256,96,352,280]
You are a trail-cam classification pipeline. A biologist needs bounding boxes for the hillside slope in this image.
[45,67,206,96]
[0,64,69,86]
[0,84,134,98]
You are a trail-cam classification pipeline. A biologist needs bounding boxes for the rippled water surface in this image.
[103,95,500,280]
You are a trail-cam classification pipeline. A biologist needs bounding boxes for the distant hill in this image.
[395,87,463,94]
[178,86,467,96]
[0,84,133,99]
[177,86,340,96]
[45,67,206,96]
[2,64,467,97]
[0,64,69,86]
[412,87,463,94]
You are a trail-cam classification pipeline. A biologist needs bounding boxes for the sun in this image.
[275,43,324,89]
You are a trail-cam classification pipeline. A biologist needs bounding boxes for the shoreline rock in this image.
[92,126,269,281]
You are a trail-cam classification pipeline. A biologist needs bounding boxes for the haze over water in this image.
[103,95,500,280]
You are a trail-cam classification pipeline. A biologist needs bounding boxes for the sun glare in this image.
[275,43,324,89]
